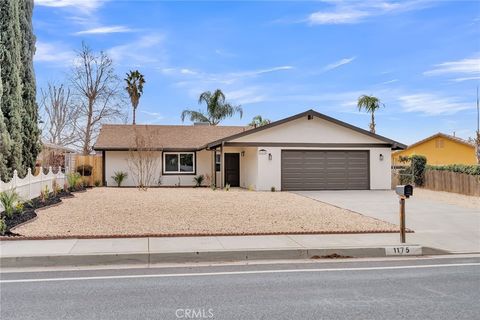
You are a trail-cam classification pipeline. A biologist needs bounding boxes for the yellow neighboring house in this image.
[392,133,477,165]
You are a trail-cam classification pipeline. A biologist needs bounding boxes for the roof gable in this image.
[207,110,406,149]
[404,133,475,150]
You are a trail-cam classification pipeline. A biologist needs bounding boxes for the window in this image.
[216,153,221,172]
[163,152,195,174]
[435,139,444,149]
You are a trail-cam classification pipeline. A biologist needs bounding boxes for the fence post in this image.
[12,170,18,190]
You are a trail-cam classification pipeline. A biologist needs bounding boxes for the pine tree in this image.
[0,0,25,178]
[19,0,40,171]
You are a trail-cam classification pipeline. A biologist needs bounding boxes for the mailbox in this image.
[395,184,413,198]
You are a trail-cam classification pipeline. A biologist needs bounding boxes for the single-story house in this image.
[392,132,477,165]
[94,109,406,190]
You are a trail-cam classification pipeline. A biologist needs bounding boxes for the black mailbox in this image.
[395,184,413,198]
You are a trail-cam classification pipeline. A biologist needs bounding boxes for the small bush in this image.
[193,175,205,187]
[271,186,276,192]
[210,184,216,191]
[398,154,427,186]
[76,164,93,176]
[66,172,82,191]
[247,184,255,191]
[40,185,50,203]
[0,218,6,236]
[112,171,128,187]
[94,180,101,187]
[225,183,230,191]
[426,164,480,176]
[0,189,22,218]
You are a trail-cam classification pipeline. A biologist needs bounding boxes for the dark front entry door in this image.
[224,153,240,187]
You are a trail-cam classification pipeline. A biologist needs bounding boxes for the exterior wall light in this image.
[268,153,272,160]
[241,151,245,157]
[259,149,267,155]
[379,154,384,161]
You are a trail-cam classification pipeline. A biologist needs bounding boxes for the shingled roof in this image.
[93,124,249,151]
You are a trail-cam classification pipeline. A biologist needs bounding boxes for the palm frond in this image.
[181,110,210,123]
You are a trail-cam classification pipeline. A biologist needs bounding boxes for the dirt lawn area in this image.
[13,188,399,237]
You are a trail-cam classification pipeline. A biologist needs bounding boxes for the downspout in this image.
[220,141,224,189]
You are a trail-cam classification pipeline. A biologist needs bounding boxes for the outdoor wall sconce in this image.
[259,149,267,155]
[379,154,384,161]
[268,153,272,160]
[241,151,245,157]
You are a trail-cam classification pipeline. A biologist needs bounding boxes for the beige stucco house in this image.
[94,110,405,190]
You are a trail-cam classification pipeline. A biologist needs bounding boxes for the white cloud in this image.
[34,41,74,63]
[451,76,480,82]
[74,25,133,35]
[225,87,269,105]
[140,110,164,123]
[36,0,105,12]
[307,1,432,25]
[323,57,355,71]
[107,34,165,66]
[380,79,399,85]
[309,10,368,24]
[423,56,480,76]
[398,93,472,115]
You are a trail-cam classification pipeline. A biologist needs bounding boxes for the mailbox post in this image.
[395,185,413,243]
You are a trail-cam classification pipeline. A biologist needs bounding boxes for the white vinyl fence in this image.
[0,167,66,208]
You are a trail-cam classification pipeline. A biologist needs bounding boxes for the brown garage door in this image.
[281,150,370,190]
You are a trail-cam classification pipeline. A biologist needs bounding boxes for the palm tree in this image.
[125,70,145,125]
[249,115,271,128]
[181,89,242,125]
[357,95,384,133]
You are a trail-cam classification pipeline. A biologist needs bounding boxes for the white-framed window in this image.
[163,152,195,174]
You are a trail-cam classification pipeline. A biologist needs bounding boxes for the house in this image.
[392,133,477,166]
[36,141,77,173]
[94,110,406,190]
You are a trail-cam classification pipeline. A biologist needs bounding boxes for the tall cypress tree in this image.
[0,0,25,178]
[19,0,40,171]
[0,63,12,181]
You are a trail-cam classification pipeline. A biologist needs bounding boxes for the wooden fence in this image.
[74,155,103,186]
[423,170,480,196]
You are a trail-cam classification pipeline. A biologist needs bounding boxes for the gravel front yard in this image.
[13,188,399,237]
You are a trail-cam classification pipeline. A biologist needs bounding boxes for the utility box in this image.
[396,184,413,198]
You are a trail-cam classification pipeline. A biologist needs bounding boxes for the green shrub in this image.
[426,164,480,176]
[112,171,128,187]
[0,218,6,235]
[76,164,93,176]
[40,185,50,202]
[271,186,276,192]
[193,175,205,187]
[225,183,230,191]
[398,155,427,186]
[0,189,22,218]
[94,180,101,187]
[66,172,82,191]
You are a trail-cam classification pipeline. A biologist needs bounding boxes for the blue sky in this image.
[33,0,480,144]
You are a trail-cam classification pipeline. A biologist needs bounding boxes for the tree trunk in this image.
[370,112,376,133]
[133,107,136,125]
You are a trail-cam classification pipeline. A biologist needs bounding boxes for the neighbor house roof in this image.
[206,109,407,150]
[93,124,249,151]
[400,132,475,151]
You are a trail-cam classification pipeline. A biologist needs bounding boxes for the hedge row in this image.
[426,164,480,176]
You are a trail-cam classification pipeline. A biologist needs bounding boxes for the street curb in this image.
[0,246,449,268]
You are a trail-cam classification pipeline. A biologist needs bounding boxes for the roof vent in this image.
[307,114,314,120]
[194,122,210,126]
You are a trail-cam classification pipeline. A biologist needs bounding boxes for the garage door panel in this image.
[281,150,369,190]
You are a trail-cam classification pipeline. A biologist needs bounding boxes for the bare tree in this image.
[70,42,126,155]
[40,83,79,147]
[127,127,160,190]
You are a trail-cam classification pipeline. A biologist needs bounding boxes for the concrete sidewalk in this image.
[0,234,444,268]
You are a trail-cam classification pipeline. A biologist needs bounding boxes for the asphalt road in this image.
[1,257,479,320]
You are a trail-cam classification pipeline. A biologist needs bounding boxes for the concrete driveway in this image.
[295,190,480,253]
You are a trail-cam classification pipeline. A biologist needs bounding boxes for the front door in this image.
[224,153,240,187]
